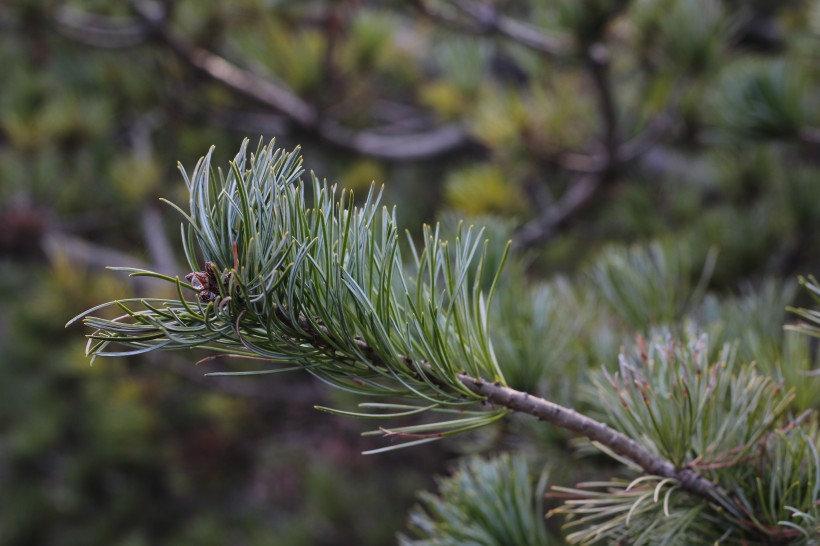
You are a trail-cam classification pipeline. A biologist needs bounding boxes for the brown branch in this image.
[512,175,602,251]
[513,44,682,250]
[316,121,471,161]
[128,0,473,161]
[512,42,618,250]
[140,204,179,276]
[455,373,739,515]
[585,43,618,163]
[130,0,318,128]
[799,126,820,145]
[557,90,680,173]
[53,6,149,48]
[415,0,569,57]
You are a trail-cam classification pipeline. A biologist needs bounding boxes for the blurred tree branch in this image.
[513,27,683,249]
[51,1,474,160]
[800,127,820,146]
[413,0,570,56]
[51,0,685,250]
[53,5,149,48]
[513,175,602,250]
[130,0,474,160]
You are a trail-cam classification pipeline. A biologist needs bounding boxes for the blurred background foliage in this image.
[1,0,819,544]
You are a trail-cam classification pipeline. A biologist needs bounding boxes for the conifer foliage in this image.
[72,140,819,544]
[14,0,816,542]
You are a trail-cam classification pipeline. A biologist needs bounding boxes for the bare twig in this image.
[43,231,149,272]
[53,6,149,48]
[317,121,470,160]
[585,43,618,163]
[141,205,178,276]
[799,126,820,145]
[558,91,680,173]
[415,0,569,57]
[512,175,602,251]
[128,0,473,161]
[132,1,318,128]
[512,42,621,250]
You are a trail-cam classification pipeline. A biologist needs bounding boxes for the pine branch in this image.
[263,298,722,509]
[274,305,737,513]
[67,141,678,480]
[169,286,738,516]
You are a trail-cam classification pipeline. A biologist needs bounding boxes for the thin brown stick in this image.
[128,0,473,160]
[54,5,149,48]
[415,0,569,57]
[512,175,602,250]
[799,127,820,145]
[512,42,624,250]
[585,43,618,164]
[131,1,318,128]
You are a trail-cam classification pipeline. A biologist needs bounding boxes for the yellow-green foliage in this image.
[341,11,398,72]
[339,159,386,195]
[420,81,470,119]
[470,90,529,150]
[444,165,526,216]
[524,77,596,153]
[110,154,162,203]
[235,18,325,96]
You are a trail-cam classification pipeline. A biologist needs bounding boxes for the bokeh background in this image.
[2,1,820,544]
